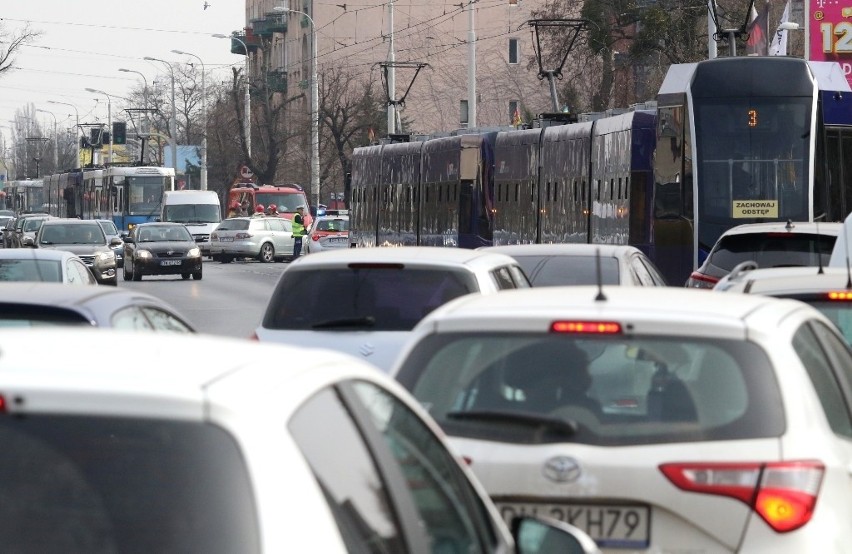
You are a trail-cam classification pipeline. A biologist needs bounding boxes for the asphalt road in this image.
[118,257,290,337]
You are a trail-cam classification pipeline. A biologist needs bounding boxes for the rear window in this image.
[265,267,479,331]
[395,334,784,446]
[216,219,250,231]
[23,218,47,232]
[710,233,835,272]
[316,218,349,232]
[0,259,62,282]
[0,415,259,552]
[512,255,620,286]
[99,221,119,235]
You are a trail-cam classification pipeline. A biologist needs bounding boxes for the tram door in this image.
[822,128,852,222]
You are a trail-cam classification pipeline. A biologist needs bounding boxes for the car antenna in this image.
[817,221,824,275]
[594,247,607,302]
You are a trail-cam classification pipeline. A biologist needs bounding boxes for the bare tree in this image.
[0,23,39,77]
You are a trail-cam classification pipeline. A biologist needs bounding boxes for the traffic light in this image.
[112,121,126,145]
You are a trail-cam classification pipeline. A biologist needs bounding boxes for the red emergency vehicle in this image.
[228,183,313,227]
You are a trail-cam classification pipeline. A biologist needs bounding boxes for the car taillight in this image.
[686,271,718,289]
[660,461,824,533]
[0,394,6,413]
[210,232,218,240]
[235,232,252,239]
[550,321,622,334]
[311,234,320,241]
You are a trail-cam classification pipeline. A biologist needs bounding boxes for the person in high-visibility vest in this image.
[291,205,307,260]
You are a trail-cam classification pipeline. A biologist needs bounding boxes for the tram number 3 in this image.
[821,22,852,54]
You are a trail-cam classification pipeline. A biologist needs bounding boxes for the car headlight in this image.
[136,249,153,259]
[96,250,116,262]
[187,247,201,258]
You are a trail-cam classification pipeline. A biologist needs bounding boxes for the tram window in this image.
[554,182,558,202]
[618,178,622,199]
[610,179,615,200]
[453,184,457,201]
[596,180,601,202]
[582,180,586,203]
[514,183,519,202]
[625,177,630,199]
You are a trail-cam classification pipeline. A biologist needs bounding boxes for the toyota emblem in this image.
[542,456,581,483]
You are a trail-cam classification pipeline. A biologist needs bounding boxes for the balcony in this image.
[267,70,288,93]
[253,13,287,37]
[230,29,261,54]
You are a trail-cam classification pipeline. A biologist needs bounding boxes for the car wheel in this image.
[133,265,142,282]
[258,243,274,263]
[182,273,190,280]
[123,262,133,281]
[192,271,202,280]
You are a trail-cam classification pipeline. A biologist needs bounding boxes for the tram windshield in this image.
[694,97,812,251]
[126,177,167,215]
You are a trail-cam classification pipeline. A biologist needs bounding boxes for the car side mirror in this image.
[512,516,601,554]
[110,237,123,246]
[21,236,34,247]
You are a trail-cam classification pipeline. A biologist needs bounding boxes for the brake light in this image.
[827,291,852,301]
[686,271,718,289]
[660,461,824,533]
[550,321,622,334]
[0,395,6,413]
[235,232,252,239]
[311,234,320,241]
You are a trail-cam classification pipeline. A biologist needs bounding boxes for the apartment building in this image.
[241,0,558,134]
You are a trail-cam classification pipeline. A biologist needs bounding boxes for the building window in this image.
[509,38,519,64]
[460,100,469,127]
[509,100,519,125]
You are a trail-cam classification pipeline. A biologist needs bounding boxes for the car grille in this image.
[78,255,95,266]
[156,251,185,259]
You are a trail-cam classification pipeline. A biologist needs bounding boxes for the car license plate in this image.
[327,237,346,244]
[160,260,182,266]
[497,502,649,549]
[219,237,234,242]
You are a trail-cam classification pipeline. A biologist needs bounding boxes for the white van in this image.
[161,190,221,255]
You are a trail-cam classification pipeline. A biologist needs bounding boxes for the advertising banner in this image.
[809,0,852,87]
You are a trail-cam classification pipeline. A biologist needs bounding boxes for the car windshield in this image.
[709,233,835,272]
[511,255,620,286]
[0,259,62,282]
[265,267,479,331]
[138,226,192,242]
[0,415,259,552]
[216,219,250,232]
[99,221,119,235]
[164,204,221,224]
[23,218,47,232]
[40,224,104,245]
[395,333,784,446]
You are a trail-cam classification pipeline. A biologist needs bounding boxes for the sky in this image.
[0,1,247,139]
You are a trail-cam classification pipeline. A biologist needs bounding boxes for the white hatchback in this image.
[0,328,598,553]
[392,286,852,552]
[210,216,295,263]
[254,247,531,372]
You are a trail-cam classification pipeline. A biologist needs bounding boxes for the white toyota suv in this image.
[392,286,852,552]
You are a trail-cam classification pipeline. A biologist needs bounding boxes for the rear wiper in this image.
[311,316,376,329]
[446,410,578,436]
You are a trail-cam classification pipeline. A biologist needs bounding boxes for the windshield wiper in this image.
[311,316,376,329]
[446,410,578,436]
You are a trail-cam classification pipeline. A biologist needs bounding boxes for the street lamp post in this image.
[273,5,320,210]
[85,88,113,165]
[172,50,207,191]
[144,57,178,172]
[35,109,58,171]
[48,100,80,169]
[119,68,149,164]
[213,33,251,159]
